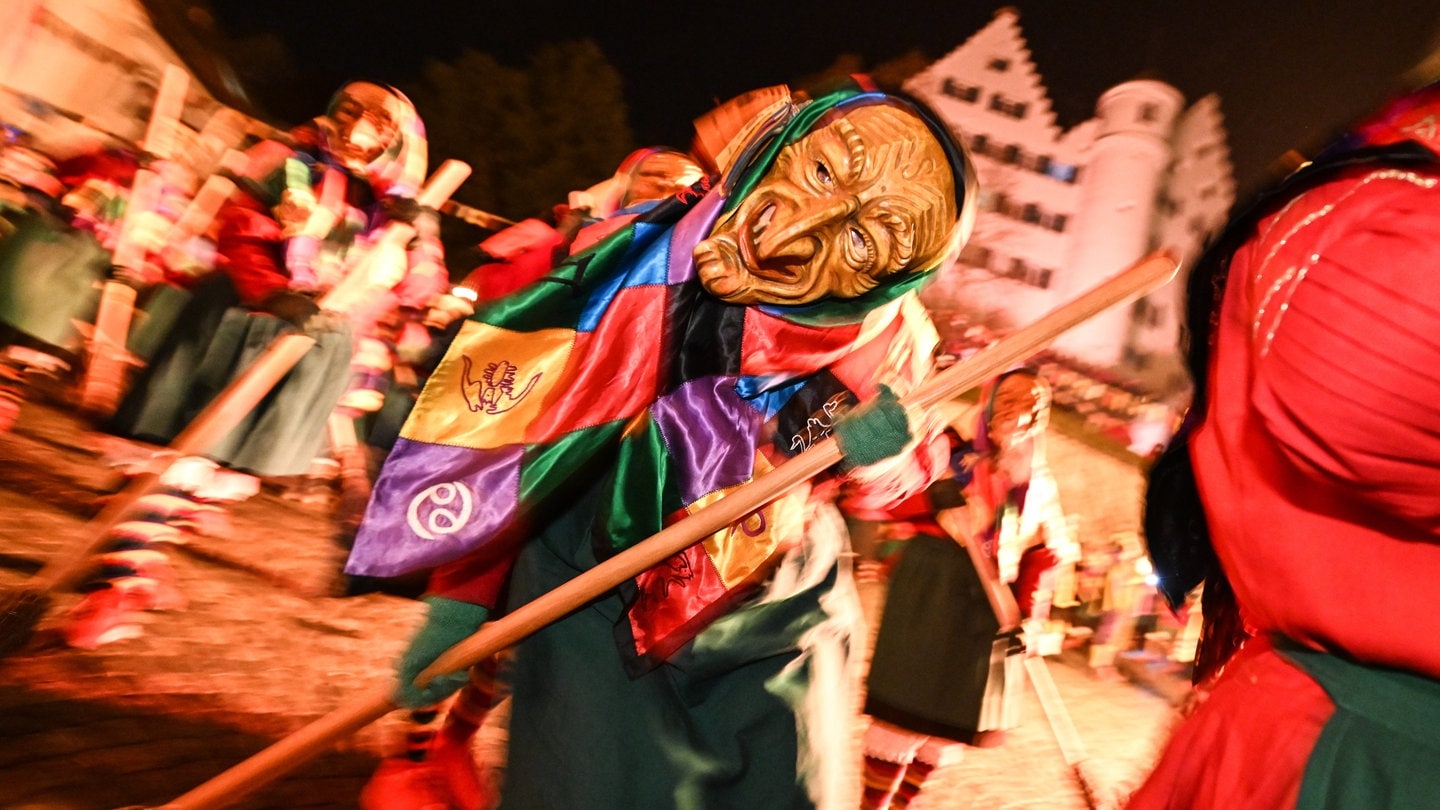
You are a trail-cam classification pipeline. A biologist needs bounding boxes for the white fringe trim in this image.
[763,497,866,810]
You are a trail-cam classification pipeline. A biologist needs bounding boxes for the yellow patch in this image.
[402,321,574,448]
[691,455,808,589]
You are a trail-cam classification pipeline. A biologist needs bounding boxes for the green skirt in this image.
[108,273,353,477]
[1285,641,1440,809]
[499,484,823,810]
[0,209,108,353]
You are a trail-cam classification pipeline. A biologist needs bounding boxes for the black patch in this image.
[665,280,746,385]
[772,370,856,460]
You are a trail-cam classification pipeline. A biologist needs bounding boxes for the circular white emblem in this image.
[406,482,474,541]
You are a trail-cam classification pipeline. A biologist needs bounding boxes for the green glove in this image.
[393,595,490,709]
[833,385,912,468]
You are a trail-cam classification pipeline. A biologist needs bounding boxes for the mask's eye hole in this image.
[848,226,866,252]
[816,161,832,186]
[847,226,875,272]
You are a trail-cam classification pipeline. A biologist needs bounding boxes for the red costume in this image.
[1133,81,1440,808]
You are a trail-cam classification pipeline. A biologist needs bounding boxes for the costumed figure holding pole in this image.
[850,367,1078,809]
[143,83,1178,810]
[344,78,978,809]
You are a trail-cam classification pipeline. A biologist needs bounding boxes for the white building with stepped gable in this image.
[0,0,270,175]
[907,7,1235,395]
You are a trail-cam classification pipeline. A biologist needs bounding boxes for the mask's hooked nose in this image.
[345,117,383,156]
[756,196,852,262]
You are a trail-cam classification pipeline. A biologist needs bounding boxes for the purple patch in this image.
[667,189,725,284]
[345,439,523,577]
[651,376,762,504]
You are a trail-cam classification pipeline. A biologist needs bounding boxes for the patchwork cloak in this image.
[347,83,970,671]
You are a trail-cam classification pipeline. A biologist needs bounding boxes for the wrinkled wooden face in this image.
[323,82,402,171]
[988,373,1048,450]
[694,104,957,305]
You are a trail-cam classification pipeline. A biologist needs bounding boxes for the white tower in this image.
[1053,79,1183,364]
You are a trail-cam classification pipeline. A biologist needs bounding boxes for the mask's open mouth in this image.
[738,201,806,285]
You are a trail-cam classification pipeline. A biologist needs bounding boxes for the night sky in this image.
[208,0,1440,199]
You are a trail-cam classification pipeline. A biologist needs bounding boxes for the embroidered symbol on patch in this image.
[461,355,541,414]
[739,510,767,537]
[789,394,847,454]
[545,253,594,291]
[675,177,711,204]
[638,551,695,607]
[406,482,474,541]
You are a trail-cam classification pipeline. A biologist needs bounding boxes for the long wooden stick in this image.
[427,249,1177,680]
[157,249,1178,810]
[943,493,1100,805]
[80,64,190,417]
[39,333,318,593]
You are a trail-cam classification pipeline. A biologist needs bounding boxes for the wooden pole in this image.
[41,333,318,594]
[158,249,1179,810]
[80,64,190,417]
[142,64,191,164]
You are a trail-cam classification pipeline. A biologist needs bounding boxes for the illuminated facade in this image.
[907,8,1235,392]
[0,0,265,173]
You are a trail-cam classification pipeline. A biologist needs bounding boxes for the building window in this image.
[1021,203,1041,224]
[1049,213,1068,232]
[970,133,989,154]
[1000,144,1020,164]
[942,78,980,103]
[988,94,1028,119]
[1139,103,1160,123]
[987,57,1010,71]
[1045,161,1078,183]
[958,243,992,268]
[1036,268,1053,289]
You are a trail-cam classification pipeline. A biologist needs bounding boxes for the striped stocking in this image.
[889,756,936,808]
[860,754,908,809]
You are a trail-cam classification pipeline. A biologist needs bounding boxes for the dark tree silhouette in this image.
[405,40,636,226]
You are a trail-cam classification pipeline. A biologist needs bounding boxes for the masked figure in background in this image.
[849,368,1073,809]
[345,79,977,809]
[66,82,443,649]
[440,146,704,314]
[1133,77,1440,808]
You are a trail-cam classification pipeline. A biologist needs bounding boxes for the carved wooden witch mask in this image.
[694,103,960,305]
